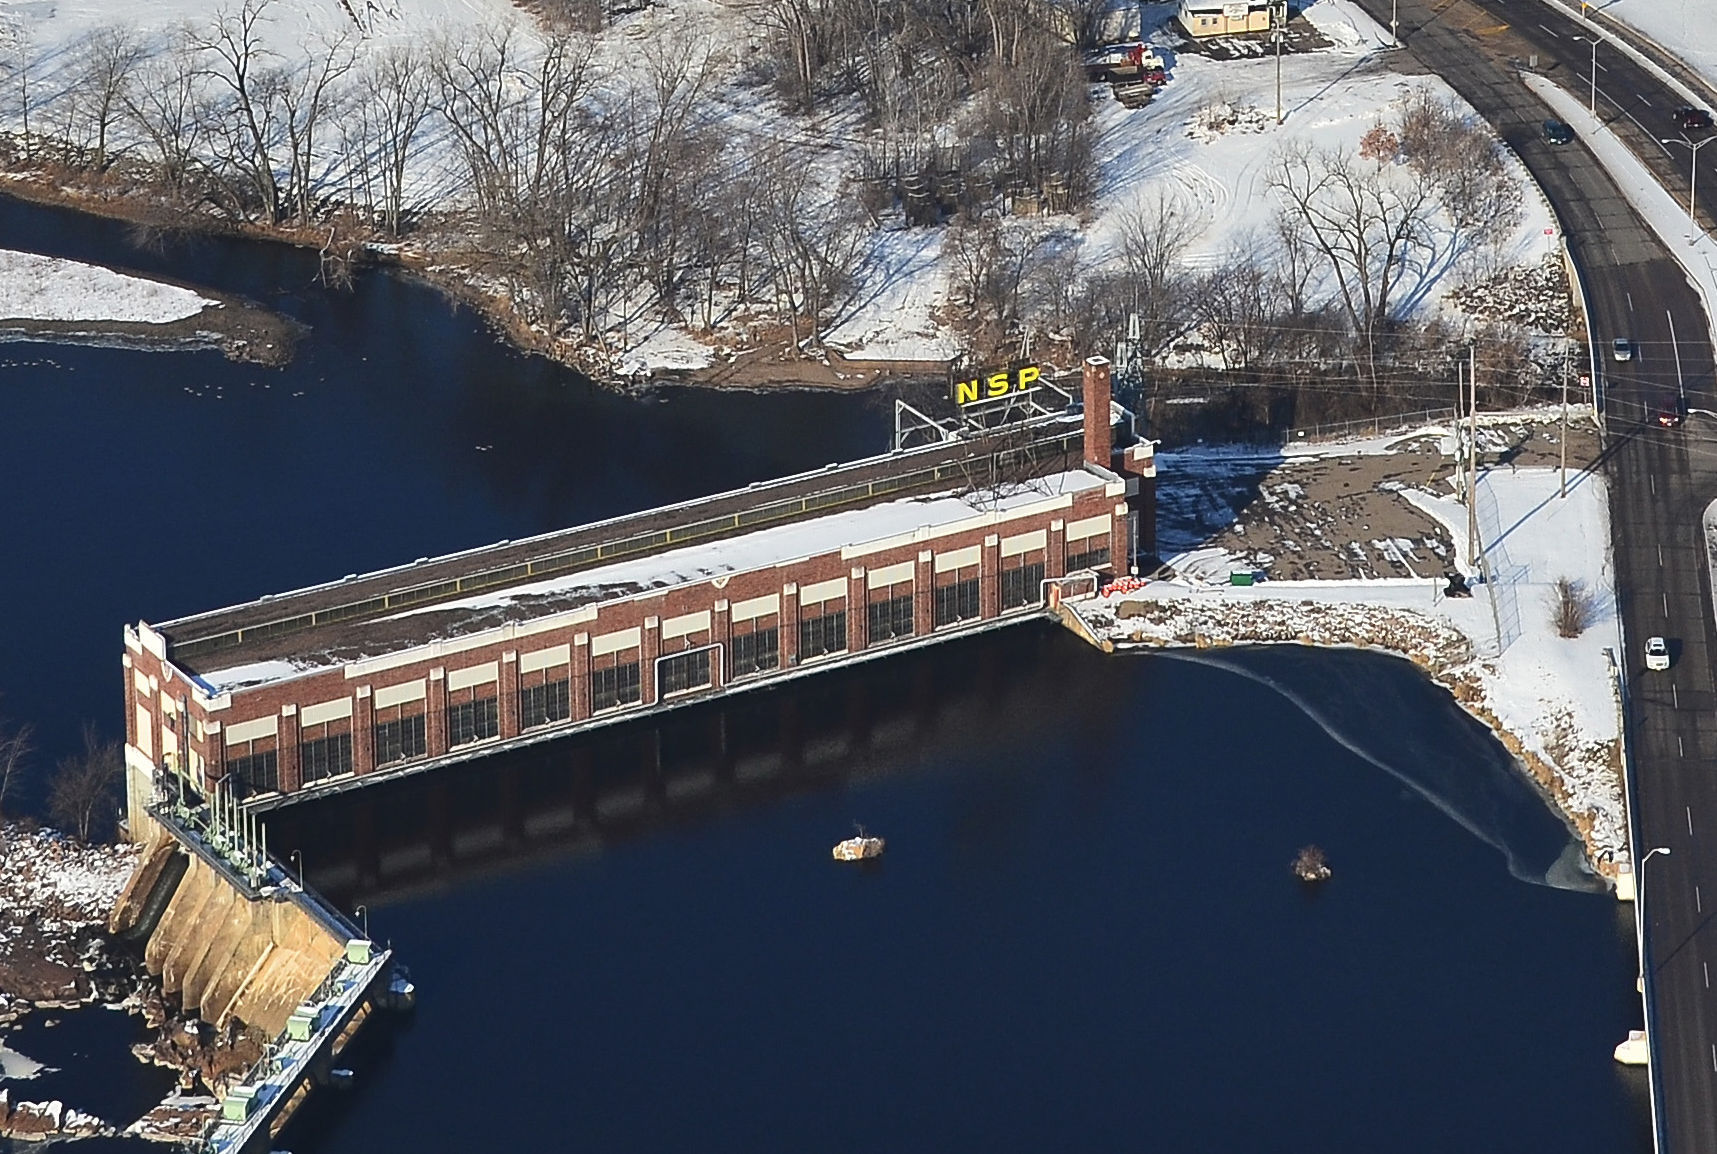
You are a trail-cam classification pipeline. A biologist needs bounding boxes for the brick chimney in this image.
[1082,356,1112,470]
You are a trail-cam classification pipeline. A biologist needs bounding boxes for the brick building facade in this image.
[122,359,1154,830]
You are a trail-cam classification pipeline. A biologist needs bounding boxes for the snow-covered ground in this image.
[1082,0,1555,286]
[1593,0,1717,95]
[1072,424,1629,877]
[0,0,1561,371]
[0,251,214,324]
[832,0,1559,363]
[1525,73,1717,356]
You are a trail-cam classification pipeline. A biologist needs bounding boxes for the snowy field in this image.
[1073,424,1629,877]
[0,250,213,323]
[831,0,1559,362]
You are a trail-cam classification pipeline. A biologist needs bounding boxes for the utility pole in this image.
[1273,0,1287,125]
[1561,351,1569,499]
[1467,343,1478,567]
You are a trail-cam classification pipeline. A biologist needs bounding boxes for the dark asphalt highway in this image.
[1340,0,1717,1147]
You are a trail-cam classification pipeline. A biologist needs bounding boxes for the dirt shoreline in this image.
[0,175,948,390]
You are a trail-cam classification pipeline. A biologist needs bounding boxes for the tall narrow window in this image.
[447,690,499,747]
[659,649,713,697]
[374,704,427,766]
[731,616,780,678]
[1001,555,1046,611]
[228,738,278,795]
[798,601,847,660]
[867,583,914,643]
[521,667,571,729]
[592,649,642,712]
[1065,535,1110,573]
[934,566,981,627]
[299,721,352,784]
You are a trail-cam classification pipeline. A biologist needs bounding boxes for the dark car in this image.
[1543,119,1575,145]
[1659,400,1686,428]
[1674,106,1714,131]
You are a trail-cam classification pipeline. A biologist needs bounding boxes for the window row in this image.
[222,556,1083,790]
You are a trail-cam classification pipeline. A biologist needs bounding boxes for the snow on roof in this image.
[192,468,1110,690]
[385,468,1108,619]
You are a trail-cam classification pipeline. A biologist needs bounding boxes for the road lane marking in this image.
[1711,1043,1715,1072]
[1673,682,1680,708]
[1665,591,1671,617]
[1660,544,1665,566]
[1706,960,1710,988]
[1652,474,1658,495]
[1629,291,1636,313]
[1680,735,1686,757]
[1689,805,1694,835]
[1699,885,1703,913]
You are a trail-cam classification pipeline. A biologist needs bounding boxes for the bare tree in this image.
[190,0,285,220]
[1269,139,1440,393]
[71,24,147,171]
[48,724,122,844]
[357,44,433,236]
[945,214,1050,356]
[0,28,37,163]
[280,28,357,227]
[123,34,207,198]
[0,709,33,823]
[1115,189,1201,353]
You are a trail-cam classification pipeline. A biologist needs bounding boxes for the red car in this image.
[1674,107,1713,131]
[1659,405,1685,428]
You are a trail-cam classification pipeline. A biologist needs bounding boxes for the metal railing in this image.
[1277,406,1459,446]
[170,428,1088,664]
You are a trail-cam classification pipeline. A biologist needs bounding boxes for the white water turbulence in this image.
[1145,646,1599,892]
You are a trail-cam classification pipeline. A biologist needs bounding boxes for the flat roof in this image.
[154,418,1099,689]
[188,469,1106,693]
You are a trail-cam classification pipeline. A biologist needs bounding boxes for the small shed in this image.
[1179,0,1275,37]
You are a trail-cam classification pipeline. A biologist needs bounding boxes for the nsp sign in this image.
[951,363,1041,407]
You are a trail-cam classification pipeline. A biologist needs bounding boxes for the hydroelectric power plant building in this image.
[121,359,1154,830]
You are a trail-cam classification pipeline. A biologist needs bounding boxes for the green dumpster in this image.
[1229,571,1255,586]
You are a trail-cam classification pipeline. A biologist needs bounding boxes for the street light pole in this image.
[1637,846,1672,974]
[1560,352,1568,498]
[355,904,369,940]
[1391,0,1398,48]
[1662,135,1715,244]
[1572,36,1597,114]
[289,848,304,889]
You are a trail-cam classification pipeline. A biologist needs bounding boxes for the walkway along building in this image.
[121,359,1154,830]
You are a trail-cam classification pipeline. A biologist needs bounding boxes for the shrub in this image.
[1550,576,1598,638]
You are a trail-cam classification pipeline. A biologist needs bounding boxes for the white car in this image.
[1646,636,1671,671]
[1613,338,1633,362]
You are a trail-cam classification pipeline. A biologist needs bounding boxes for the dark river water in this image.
[0,196,1652,1152]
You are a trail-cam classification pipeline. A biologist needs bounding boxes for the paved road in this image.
[1339,0,1717,1147]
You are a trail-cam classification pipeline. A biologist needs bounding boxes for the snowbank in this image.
[0,251,214,324]
[1584,0,1717,99]
[1525,73,1717,357]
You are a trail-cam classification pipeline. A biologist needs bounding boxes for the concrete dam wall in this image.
[110,831,345,1037]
